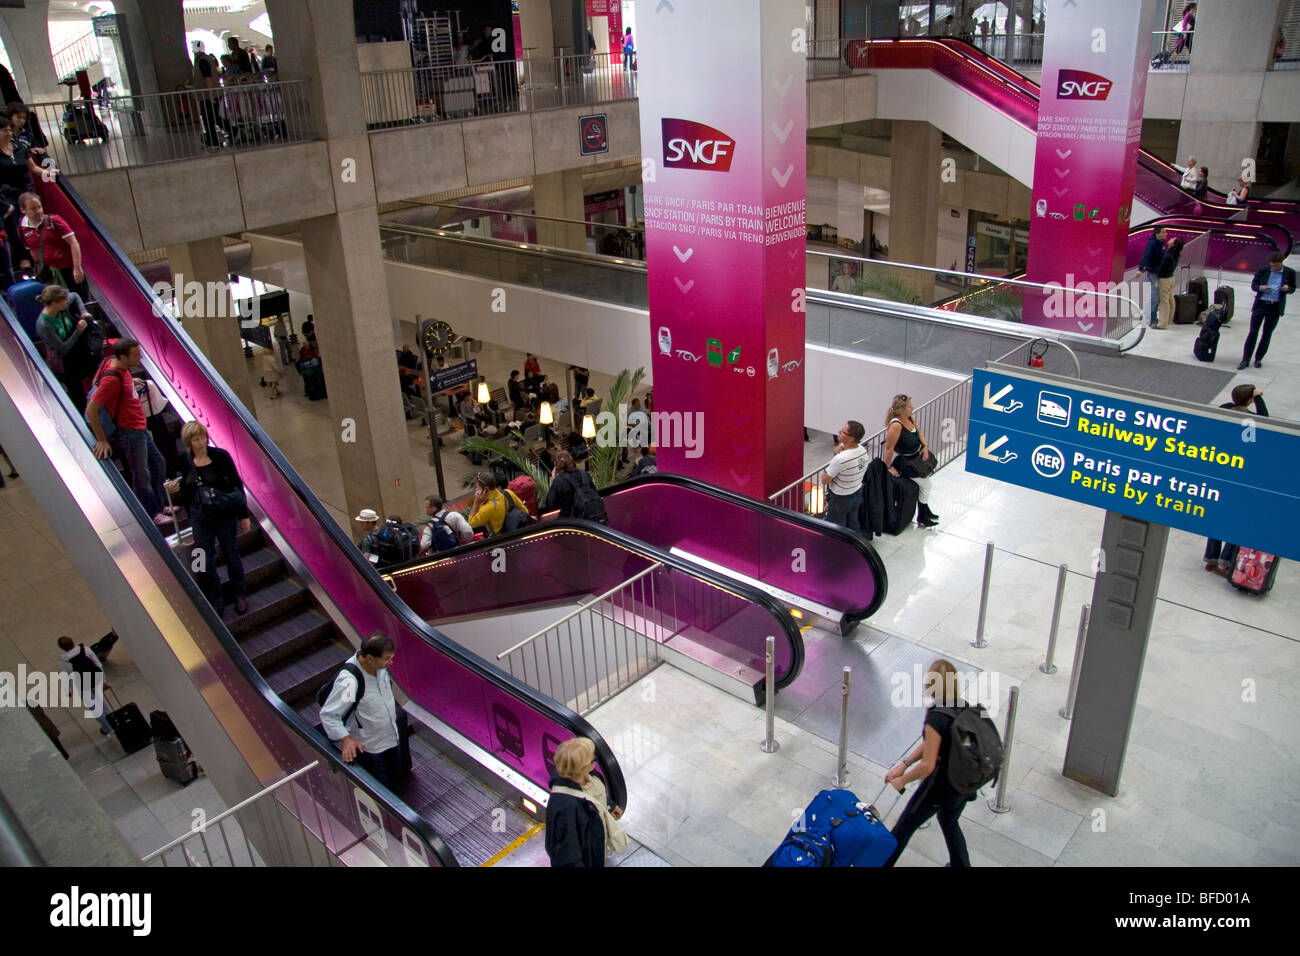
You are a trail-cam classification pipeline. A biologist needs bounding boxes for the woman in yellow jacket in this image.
[465,472,529,535]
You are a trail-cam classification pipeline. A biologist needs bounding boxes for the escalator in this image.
[11,173,638,867]
[845,38,1300,248]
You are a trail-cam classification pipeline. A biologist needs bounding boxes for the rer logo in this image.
[1057,69,1113,101]
[1032,444,1066,478]
[662,118,735,172]
[1037,390,1073,427]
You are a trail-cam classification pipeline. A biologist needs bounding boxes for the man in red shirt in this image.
[86,338,172,527]
[19,191,86,301]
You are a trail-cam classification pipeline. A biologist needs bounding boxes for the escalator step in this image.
[444,804,536,866]
[218,547,283,589]
[239,607,333,669]
[222,577,308,635]
[263,641,352,703]
[420,779,500,838]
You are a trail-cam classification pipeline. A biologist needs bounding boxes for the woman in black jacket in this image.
[545,736,624,867]
[165,421,251,615]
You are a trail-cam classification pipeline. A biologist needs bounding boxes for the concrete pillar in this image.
[549,0,582,58]
[1175,0,1285,195]
[0,0,63,103]
[262,0,416,526]
[533,169,588,251]
[517,0,556,58]
[888,120,942,298]
[117,0,192,93]
[166,238,259,413]
[301,209,416,528]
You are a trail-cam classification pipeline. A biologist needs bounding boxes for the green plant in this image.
[956,286,1022,322]
[456,365,646,496]
[585,367,645,489]
[459,435,552,498]
[852,273,923,305]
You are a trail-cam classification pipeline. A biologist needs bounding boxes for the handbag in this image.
[903,449,937,478]
[193,461,246,519]
[551,784,628,854]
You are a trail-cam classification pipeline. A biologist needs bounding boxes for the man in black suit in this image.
[1238,252,1296,370]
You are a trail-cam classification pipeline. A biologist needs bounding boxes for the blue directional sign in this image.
[965,366,1300,560]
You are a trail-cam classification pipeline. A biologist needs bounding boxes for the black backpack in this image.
[935,703,1003,795]
[501,492,534,533]
[1193,324,1219,362]
[427,513,460,552]
[372,520,419,567]
[67,644,102,677]
[565,471,608,523]
[316,661,365,727]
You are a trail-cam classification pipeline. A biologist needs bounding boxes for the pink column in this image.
[1024,0,1157,333]
[636,0,807,498]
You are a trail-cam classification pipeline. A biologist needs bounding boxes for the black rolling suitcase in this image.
[1187,276,1208,314]
[105,689,152,754]
[1213,285,1234,323]
[150,711,199,784]
[1174,293,1199,324]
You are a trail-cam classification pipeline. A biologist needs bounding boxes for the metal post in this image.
[833,667,851,787]
[972,541,994,648]
[989,684,1020,813]
[415,315,446,501]
[1060,603,1090,720]
[1040,562,1068,674]
[759,636,779,753]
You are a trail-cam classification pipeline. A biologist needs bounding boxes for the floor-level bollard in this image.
[759,636,779,753]
[1060,604,1091,720]
[989,684,1020,814]
[833,667,851,788]
[1040,563,1068,674]
[972,541,995,648]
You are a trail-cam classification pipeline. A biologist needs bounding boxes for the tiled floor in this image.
[3,273,1298,866]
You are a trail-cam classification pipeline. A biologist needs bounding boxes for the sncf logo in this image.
[1057,69,1112,101]
[662,118,735,172]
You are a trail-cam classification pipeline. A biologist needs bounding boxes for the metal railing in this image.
[384,199,645,260]
[28,77,316,175]
[52,30,100,79]
[496,564,663,715]
[769,376,973,515]
[811,250,1143,342]
[1150,30,1194,70]
[141,761,319,867]
[362,52,636,129]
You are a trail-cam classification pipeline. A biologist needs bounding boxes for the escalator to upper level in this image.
[9,173,644,867]
[848,38,1300,243]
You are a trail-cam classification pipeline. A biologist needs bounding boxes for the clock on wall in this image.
[421,319,455,356]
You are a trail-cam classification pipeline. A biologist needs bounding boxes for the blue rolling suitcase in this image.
[7,279,46,344]
[765,789,897,867]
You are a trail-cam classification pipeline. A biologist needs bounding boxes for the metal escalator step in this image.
[444,804,536,867]
[401,744,471,811]
[217,547,283,589]
[263,641,352,703]
[239,607,333,669]
[420,779,501,838]
[222,576,308,635]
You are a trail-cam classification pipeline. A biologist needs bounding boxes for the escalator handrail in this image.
[0,298,457,867]
[601,473,891,628]
[1133,217,1294,258]
[42,174,629,813]
[385,516,806,689]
